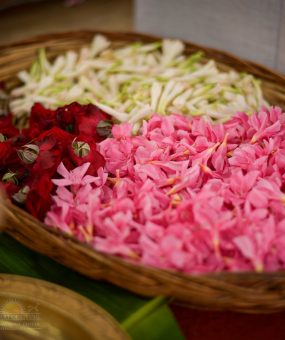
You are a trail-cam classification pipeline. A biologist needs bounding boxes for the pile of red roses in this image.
[0,102,111,220]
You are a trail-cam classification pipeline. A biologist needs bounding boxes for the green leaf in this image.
[128,304,184,340]
[0,234,184,339]
[122,296,167,330]
[122,296,184,340]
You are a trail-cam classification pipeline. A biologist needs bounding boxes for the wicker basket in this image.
[1,31,285,313]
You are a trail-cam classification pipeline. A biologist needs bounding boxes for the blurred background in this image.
[0,0,133,42]
[0,0,284,72]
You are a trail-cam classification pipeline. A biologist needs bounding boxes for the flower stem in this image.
[121,296,168,331]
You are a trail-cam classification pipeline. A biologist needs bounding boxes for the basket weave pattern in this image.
[1,31,285,313]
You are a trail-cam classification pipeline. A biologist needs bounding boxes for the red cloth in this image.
[171,305,285,340]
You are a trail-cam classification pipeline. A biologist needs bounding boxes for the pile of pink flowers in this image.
[45,107,285,274]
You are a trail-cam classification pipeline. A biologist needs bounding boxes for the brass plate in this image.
[0,274,128,340]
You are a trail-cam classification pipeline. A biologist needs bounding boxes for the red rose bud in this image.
[17,144,39,164]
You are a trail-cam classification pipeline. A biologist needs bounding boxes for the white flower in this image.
[157,81,185,113]
[161,39,184,66]
[95,102,129,122]
[91,35,110,57]
[150,82,162,112]
[9,34,268,126]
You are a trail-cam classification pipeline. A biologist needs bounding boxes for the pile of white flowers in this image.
[10,35,268,129]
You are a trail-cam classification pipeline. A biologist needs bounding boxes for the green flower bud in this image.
[12,185,30,204]
[72,139,91,158]
[2,171,18,185]
[17,144,39,164]
[96,120,113,137]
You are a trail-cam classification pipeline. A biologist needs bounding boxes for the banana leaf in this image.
[0,233,184,340]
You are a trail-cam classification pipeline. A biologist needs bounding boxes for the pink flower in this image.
[52,162,97,186]
[99,138,134,175]
[112,122,133,139]
[45,106,285,274]
[249,107,282,143]
[234,215,276,272]
[229,170,260,198]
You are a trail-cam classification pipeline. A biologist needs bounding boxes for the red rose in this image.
[55,102,79,132]
[1,181,18,197]
[31,127,73,176]
[1,101,110,222]
[75,104,110,141]
[32,149,62,177]
[36,127,73,150]
[66,135,105,175]
[29,103,57,131]
[0,114,19,138]
[9,134,28,148]
[26,174,53,220]
[0,141,18,167]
